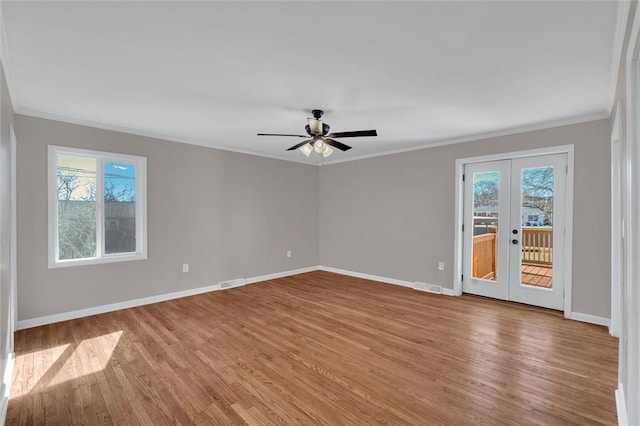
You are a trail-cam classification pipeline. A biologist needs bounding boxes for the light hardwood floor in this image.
[8,271,617,425]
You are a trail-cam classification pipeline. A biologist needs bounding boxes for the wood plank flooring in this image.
[8,271,618,425]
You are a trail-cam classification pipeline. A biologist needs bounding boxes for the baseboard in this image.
[570,312,611,327]
[442,287,457,296]
[17,266,319,330]
[0,352,15,426]
[318,265,413,288]
[318,266,457,296]
[616,384,628,426]
[244,266,317,285]
[17,266,607,330]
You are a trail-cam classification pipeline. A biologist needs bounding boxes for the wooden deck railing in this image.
[521,227,553,265]
[472,227,553,279]
[472,232,497,279]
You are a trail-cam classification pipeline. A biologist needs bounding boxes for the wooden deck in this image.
[476,264,552,288]
[7,271,617,425]
[472,230,554,288]
[522,264,553,288]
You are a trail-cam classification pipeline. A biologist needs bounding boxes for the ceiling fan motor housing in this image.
[305,122,331,136]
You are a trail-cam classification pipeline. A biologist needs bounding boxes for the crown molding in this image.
[18,107,610,168]
[320,110,610,166]
[15,108,319,166]
[0,1,17,107]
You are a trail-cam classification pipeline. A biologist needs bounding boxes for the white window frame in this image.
[48,145,147,268]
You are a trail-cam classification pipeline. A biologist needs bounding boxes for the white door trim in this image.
[611,101,623,338]
[621,5,640,423]
[9,125,16,340]
[453,144,575,318]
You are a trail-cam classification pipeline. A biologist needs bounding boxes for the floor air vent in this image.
[219,278,246,290]
[414,282,442,294]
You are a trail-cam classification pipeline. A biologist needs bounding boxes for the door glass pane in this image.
[472,171,499,281]
[57,154,97,260]
[520,167,553,288]
[104,161,136,254]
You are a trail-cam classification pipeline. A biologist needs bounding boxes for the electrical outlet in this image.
[438,262,445,271]
[182,263,189,273]
[287,250,292,258]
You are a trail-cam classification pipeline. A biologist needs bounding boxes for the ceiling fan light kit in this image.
[299,143,313,157]
[257,109,377,159]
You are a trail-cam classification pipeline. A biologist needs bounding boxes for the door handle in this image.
[512,239,519,245]
[512,229,518,234]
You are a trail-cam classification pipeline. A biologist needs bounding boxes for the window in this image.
[48,146,147,267]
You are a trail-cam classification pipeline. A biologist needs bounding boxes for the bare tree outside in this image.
[472,168,554,225]
[473,172,499,207]
[521,167,553,197]
[522,167,554,225]
[57,162,97,260]
[56,157,137,260]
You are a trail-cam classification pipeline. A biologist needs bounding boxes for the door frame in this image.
[611,101,623,338]
[453,144,574,318]
[9,125,16,341]
[620,5,640,422]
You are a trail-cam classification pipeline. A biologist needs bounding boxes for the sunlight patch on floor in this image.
[10,330,123,397]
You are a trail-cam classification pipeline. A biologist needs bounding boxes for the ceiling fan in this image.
[257,109,377,158]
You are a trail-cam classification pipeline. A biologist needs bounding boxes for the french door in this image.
[462,154,567,310]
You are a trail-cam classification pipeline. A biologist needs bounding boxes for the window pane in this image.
[520,167,554,288]
[104,161,136,254]
[472,171,499,281]
[57,154,97,260]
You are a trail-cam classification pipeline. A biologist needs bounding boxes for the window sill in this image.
[48,252,147,269]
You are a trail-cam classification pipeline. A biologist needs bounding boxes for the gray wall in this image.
[15,115,319,321]
[319,119,611,318]
[14,108,612,321]
[0,62,15,400]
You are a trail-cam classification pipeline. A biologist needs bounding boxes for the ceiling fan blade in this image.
[286,139,313,151]
[257,133,308,137]
[324,138,352,151]
[326,130,377,138]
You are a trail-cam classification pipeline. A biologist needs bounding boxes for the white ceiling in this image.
[1,1,622,165]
